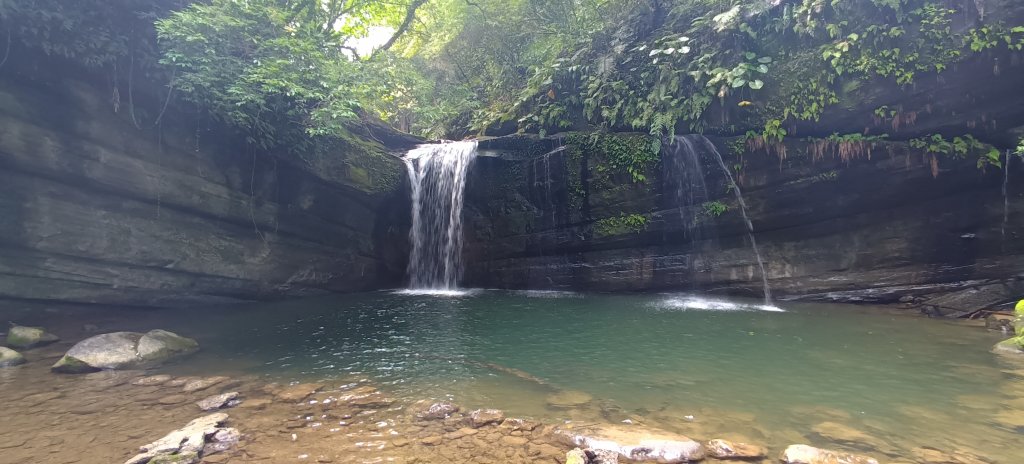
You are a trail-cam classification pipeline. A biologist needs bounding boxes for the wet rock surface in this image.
[705,438,766,459]
[780,444,879,464]
[124,412,234,464]
[196,392,240,411]
[0,346,25,367]
[6,325,59,349]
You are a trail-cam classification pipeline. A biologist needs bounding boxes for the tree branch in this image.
[370,0,427,59]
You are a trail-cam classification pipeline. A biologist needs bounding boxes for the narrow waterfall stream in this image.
[672,135,773,305]
[403,141,478,291]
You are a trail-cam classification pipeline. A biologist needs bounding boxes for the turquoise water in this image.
[16,290,1021,461]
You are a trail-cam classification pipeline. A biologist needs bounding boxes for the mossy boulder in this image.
[52,330,198,374]
[6,325,59,349]
[0,346,26,367]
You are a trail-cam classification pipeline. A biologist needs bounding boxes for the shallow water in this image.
[2,291,1023,463]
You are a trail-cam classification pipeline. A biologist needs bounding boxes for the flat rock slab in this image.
[780,444,879,464]
[197,392,240,411]
[132,375,173,386]
[183,376,229,393]
[706,438,767,459]
[275,383,324,402]
[555,424,705,463]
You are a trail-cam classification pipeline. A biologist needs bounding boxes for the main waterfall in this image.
[403,141,478,291]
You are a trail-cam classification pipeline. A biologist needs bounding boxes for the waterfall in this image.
[664,136,716,256]
[403,141,478,291]
[671,135,773,305]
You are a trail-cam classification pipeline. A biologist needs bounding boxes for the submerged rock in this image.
[705,438,767,459]
[466,409,505,428]
[992,339,1024,357]
[547,390,594,408]
[6,325,59,349]
[780,444,879,464]
[182,376,229,393]
[132,375,174,386]
[0,347,26,367]
[196,392,240,411]
[52,330,198,373]
[125,412,233,464]
[414,401,460,420]
[275,383,324,402]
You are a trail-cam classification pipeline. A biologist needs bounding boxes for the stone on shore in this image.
[275,383,324,402]
[52,330,198,373]
[125,413,234,464]
[6,325,59,349]
[0,346,26,367]
[780,444,879,464]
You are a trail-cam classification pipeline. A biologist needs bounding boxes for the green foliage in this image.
[1015,138,1024,157]
[594,213,649,237]
[702,201,729,217]
[567,133,660,184]
[909,134,1002,169]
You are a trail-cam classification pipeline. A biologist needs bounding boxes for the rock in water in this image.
[0,346,26,367]
[414,401,460,420]
[555,425,705,463]
[780,444,879,464]
[197,392,240,411]
[705,439,767,459]
[992,339,1024,357]
[52,330,198,373]
[6,325,59,349]
[566,448,588,464]
[466,409,505,428]
[125,413,234,464]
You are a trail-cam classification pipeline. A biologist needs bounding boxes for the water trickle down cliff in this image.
[403,141,478,290]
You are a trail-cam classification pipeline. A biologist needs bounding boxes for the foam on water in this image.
[511,290,582,298]
[659,296,785,312]
[393,288,481,297]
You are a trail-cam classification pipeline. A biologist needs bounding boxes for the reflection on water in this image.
[1,290,1022,463]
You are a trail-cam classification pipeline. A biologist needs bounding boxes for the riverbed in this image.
[1,291,1021,463]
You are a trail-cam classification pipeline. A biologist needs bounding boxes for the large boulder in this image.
[52,330,198,373]
[0,346,26,367]
[6,325,59,349]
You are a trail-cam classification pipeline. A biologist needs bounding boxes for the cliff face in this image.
[0,75,412,307]
[462,134,1024,312]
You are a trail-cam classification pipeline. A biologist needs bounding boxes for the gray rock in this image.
[125,412,230,464]
[51,330,198,373]
[0,347,26,367]
[6,325,59,349]
[780,444,879,464]
[197,392,240,411]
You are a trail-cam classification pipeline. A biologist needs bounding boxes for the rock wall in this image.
[0,74,413,307]
[462,134,1024,311]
